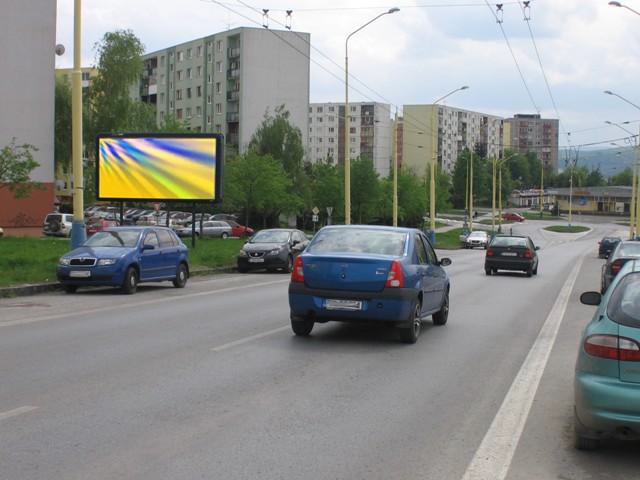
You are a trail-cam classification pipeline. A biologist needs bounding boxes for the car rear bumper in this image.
[575,372,640,439]
[288,282,417,323]
[485,258,533,271]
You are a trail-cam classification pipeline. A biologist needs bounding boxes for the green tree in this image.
[54,78,72,174]
[309,162,343,224]
[586,167,606,187]
[0,139,41,198]
[398,169,428,226]
[350,157,380,224]
[610,168,633,186]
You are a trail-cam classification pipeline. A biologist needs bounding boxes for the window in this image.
[160,56,165,67]
[169,100,173,109]
[216,40,223,52]
[187,48,192,58]
[216,61,222,72]
[317,106,323,113]
[328,127,335,133]
[329,106,334,112]
[196,86,202,97]
[176,108,183,119]
[160,93,165,103]
[207,95,212,104]
[197,46,202,57]
[177,70,183,80]
[177,51,184,61]
[160,74,165,85]
[207,53,212,63]
[308,107,312,113]
[215,124,222,133]
[329,137,334,143]
[350,127,356,134]
[350,137,356,143]
[215,82,221,94]
[156,229,175,247]
[318,138,323,143]
[176,89,182,100]
[207,115,212,125]
[187,68,192,79]
[350,106,356,112]
[317,117,323,123]
[169,64,174,72]
[186,87,192,99]
[186,107,191,118]
[328,116,334,122]
[169,80,173,89]
[215,103,222,114]
[415,236,428,264]
[160,111,165,121]
[196,106,202,116]
[169,52,173,58]
[207,74,212,84]
[197,66,202,77]
[144,232,160,247]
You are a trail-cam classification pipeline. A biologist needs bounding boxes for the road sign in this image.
[312,206,320,215]
[326,206,333,216]
[312,214,319,222]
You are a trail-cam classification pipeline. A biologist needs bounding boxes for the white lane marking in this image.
[0,279,289,328]
[0,406,38,422]
[461,254,584,480]
[211,326,289,352]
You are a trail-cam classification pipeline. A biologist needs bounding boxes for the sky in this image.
[55,0,640,154]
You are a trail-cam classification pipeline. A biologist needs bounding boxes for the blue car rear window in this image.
[85,230,141,248]
[607,270,640,328]
[307,229,407,256]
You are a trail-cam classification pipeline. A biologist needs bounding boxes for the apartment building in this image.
[402,104,504,176]
[307,102,392,177]
[136,27,310,154]
[504,114,559,171]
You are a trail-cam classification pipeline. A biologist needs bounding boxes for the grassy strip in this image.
[544,225,590,233]
[433,228,466,250]
[0,236,244,287]
[522,211,562,221]
[478,219,514,226]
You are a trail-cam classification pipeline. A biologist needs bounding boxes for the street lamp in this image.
[428,85,469,244]
[609,1,640,16]
[493,152,518,233]
[344,7,399,225]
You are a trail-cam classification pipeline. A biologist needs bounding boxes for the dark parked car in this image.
[237,228,308,273]
[484,235,539,277]
[57,226,189,294]
[601,240,640,293]
[288,225,451,344]
[598,236,622,259]
[575,261,640,450]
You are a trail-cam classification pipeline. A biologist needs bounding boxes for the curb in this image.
[0,265,237,298]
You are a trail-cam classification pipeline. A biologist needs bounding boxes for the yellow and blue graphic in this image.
[97,136,218,200]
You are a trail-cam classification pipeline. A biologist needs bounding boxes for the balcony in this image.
[227,69,240,79]
[227,112,239,122]
[227,91,239,102]
[228,47,240,59]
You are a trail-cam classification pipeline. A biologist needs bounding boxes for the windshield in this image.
[307,228,407,256]
[469,232,487,239]
[608,270,640,328]
[491,237,528,248]
[84,230,140,248]
[250,231,290,243]
[617,242,640,257]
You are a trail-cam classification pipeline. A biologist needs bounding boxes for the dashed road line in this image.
[0,406,38,422]
[211,326,290,352]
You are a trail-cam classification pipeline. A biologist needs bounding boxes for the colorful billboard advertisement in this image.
[96,134,223,201]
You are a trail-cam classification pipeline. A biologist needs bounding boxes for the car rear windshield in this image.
[84,230,140,248]
[307,228,407,256]
[490,237,528,248]
[250,231,290,243]
[607,270,640,328]
[617,243,640,257]
[46,214,62,223]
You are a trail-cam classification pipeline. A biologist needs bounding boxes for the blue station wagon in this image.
[57,226,189,294]
[288,225,451,344]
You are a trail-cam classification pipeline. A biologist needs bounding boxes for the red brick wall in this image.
[0,183,55,227]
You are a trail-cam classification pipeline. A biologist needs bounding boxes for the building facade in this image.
[402,104,504,176]
[551,186,632,215]
[504,113,559,171]
[136,27,310,154]
[1,0,56,230]
[307,102,392,177]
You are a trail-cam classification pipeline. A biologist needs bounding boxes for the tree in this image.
[54,78,72,174]
[610,168,633,186]
[398,169,428,226]
[350,157,380,224]
[0,139,41,198]
[309,162,343,224]
[586,167,606,187]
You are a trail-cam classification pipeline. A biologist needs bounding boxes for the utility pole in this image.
[469,148,474,232]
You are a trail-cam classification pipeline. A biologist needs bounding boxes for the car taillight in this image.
[486,248,494,257]
[523,249,533,259]
[385,260,405,288]
[611,260,623,274]
[584,335,640,361]
[291,256,304,283]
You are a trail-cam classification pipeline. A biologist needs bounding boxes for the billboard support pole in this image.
[120,202,124,225]
[191,208,196,249]
[166,207,170,228]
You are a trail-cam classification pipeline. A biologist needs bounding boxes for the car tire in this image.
[399,300,422,344]
[485,267,492,276]
[526,266,533,277]
[291,314,314,336]
[221,232,229,239]
[433,291,449,326]
[173,263,188,288]
[63,285,77,294]
[574,417,600,450]
[121,267,138,294]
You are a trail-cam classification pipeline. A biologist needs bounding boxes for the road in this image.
[1,219,638,479]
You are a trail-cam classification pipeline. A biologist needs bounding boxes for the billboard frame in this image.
[95,132,224,203]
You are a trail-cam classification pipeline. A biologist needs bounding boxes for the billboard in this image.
[96,133,223,202]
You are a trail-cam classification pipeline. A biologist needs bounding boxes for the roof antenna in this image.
[496,3,504,23]
[262,9,269,28]
[285,10,293,30]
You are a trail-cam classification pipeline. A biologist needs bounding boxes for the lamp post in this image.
[70,0,86,248]
[493,152,518,233]
[609,1,640,16]
[428,85,468,244]
[344,7,399,225]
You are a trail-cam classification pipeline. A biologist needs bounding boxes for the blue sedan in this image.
[575,259,640,449]
[288,225,452,344]
[57,226,189,294]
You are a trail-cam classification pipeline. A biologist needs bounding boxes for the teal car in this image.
[575,259,640,449]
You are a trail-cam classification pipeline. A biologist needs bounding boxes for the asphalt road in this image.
[1,219,638,479]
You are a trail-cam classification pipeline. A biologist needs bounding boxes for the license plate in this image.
[69,270,91,278]
[325,299,362,311]
[248,258,264,263]
[501,252,517,257]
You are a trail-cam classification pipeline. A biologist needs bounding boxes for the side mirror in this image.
[292,239,300,246]
[439,257,452,267]
[142,244,155,251]
[535,246,540,251]
[580,291,601,306]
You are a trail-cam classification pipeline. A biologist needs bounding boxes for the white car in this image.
[43,213,74,237]
[465,231,489,249]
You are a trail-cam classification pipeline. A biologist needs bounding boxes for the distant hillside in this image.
[559,146,635,177]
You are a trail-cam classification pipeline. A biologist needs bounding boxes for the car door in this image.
[412,233,435,314]
[139,231,163,280]
[422,235,447,312]
[155,228,180,277]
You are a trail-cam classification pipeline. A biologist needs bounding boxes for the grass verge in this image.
[433,228,465,250]
[0,236,245,287]
[544,225,590,233]
[522,211,562,221]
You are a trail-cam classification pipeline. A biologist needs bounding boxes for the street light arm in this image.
[605,90,640,112]
[346,9,399,48]
[609,1,640,16]
[605,120,635,137]
[432,86,469,105]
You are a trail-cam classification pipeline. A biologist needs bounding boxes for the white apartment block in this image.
[308,102,392,177]
[402,104,504,176]
[136,27,310,153]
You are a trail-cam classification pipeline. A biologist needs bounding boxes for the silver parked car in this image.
[465,231,489,249]
[177,220,232,238]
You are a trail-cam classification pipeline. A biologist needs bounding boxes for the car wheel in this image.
[533,265,538,275]
[63,285,77,294]
[574,416,600,450]
[485,267,492,276]
[433,291,449,326]
[399,300,422,344]
[221,232,229,239]
[121,266,138,294]
[291,314,314,336]
[526,266,533,277]
[173,263,188,288]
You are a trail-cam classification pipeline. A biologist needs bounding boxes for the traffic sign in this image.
[312,214,319,222]
[326,206,333,216]
[312,206,320,215]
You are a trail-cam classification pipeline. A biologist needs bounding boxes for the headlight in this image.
[59,258,70,266]
[268,248,282,255]
[238,250,248,257]
[97,258,117,266]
